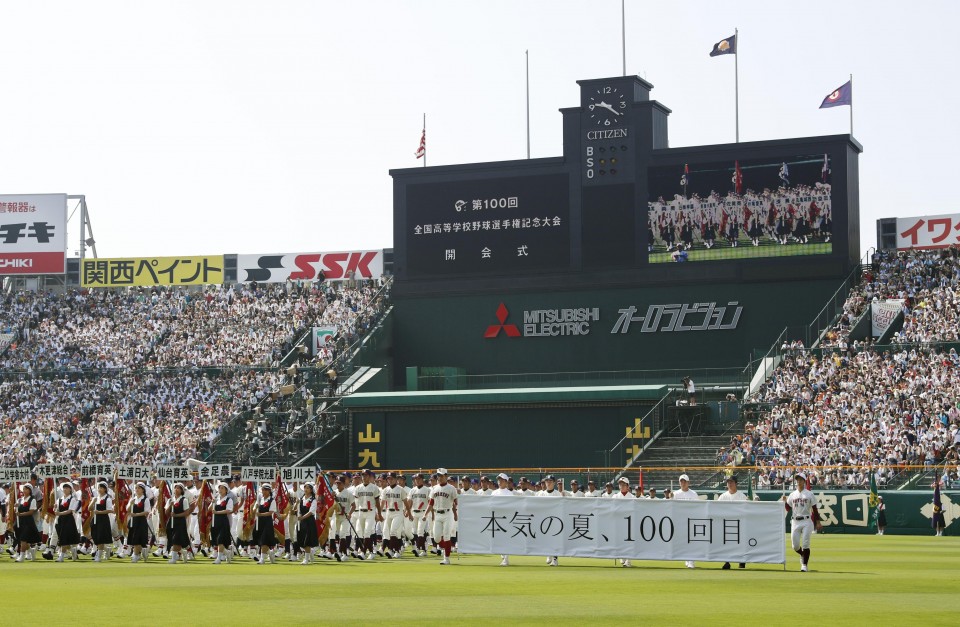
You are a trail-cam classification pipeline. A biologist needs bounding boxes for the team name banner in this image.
[871,299,904,338]
[0,468,32,481]
[197,464,232,480]
[116,465,152,481]
[236,250,383,283]
[156,466,193,481]
[81,255,224,287]
[34,463,71,478]
[280,466,317,482]
[241,467,277,482]
[79,463,115,478]
[458,496,785,564]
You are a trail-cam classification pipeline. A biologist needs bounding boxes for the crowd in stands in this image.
[0,278,390,468]
[724,247,960,488]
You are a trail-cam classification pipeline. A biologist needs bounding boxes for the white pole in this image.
[526,50,531,159]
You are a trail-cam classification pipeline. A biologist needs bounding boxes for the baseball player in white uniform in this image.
[583,480,601,497]
[423,468,458,565]
[717,475,748,569]
[380,472,409,559]
[407,474,431,557]
[490,473,516,566]
[353,469,382,560]
[783,472,821,572]
[674,474,699,569]
[536,475,565,566]
[612,477,635,567]
[331,475,356,561]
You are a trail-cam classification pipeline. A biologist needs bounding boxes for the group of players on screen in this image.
[647,183,832,252]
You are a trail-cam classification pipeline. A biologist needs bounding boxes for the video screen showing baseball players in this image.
[646,154,833,263]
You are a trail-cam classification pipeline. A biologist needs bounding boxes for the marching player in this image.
[380,472,409,559]
[165,483,191,564]
[331,475,356,561]
[783,472,822,572]
[353,469,382,560]
[295,483,319,564]
[537,475,565,566]
[127,482,152,563]
[717,476,747,569]
[254,483,278,565]
[53,482,81,562]
[210,483,234,564]
[13,484,40,562]
[491,473,516,566]
[90,481,114,562]
[674,474,699,569]
[422,468,458,565]
[613,477,635,567]
[407,473,431,557]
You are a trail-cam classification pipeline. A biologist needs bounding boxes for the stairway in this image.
[633,435,731,489]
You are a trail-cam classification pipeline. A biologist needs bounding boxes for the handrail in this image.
[800,247,875,347]
[608,388,673,456]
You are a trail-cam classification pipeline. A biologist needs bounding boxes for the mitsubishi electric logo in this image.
[484,303,521,338]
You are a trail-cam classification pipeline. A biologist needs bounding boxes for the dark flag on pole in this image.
[821,154,831,182]
[820,80,852,108]
[710,34,737,57]
[732,160,743,195]
[680,164,689,197]
[778,162,790,187]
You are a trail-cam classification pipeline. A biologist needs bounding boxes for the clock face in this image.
[587,86,627,126]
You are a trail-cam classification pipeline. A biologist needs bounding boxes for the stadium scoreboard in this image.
[392,75,861,289]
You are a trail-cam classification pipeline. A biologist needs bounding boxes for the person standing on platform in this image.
[717,476,747,569]
[674,474,699,569]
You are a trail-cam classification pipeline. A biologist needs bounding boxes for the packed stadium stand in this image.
[0,279,391,469]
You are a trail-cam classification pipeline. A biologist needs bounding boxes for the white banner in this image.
[0,467,32,482]
[871,299,904,338]
[896,213,960,250]
[240,467,277,482]
[459,495,785,564]
[78,463,115,478]
[0,193,67,274]
[116,464,152,481]
[155,465,193,481]
[237,250,383,283]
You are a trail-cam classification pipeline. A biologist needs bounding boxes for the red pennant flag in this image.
[115,478,131,531]
[732,160,743,195]
[273,473,289,543]
[415,128,426,159]
[197,480,213,544]
[315,472,336,537]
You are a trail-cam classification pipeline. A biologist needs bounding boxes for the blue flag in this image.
[710,34,737,57]
[820,80,852,108]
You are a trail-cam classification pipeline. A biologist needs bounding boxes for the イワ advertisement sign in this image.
[0,193,67,274]
[896,213,960,250]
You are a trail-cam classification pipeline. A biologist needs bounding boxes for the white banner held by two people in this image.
[458,495,785,564]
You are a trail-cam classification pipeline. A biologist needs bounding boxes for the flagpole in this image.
[422,113,426,167]
[734,27,739,143]
[621,0,626,76]
[849,73,854,136]
[526,50,531,159]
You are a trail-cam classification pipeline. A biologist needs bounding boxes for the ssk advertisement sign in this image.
[237,250,383,283]
[0,193,67,275]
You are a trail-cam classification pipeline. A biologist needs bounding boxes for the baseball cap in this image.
[679,474,690,482]
[544,475,556,482]
[588,480,596,485]
[387,471,398,479]
[436,468,448,475]
[726,475,738,484]
[570,479,579,484]
[618,477,630,485]
[470,478,479,485]
[795,472,807,480]
[496,472,510,481]
[362,469,374,476]
[480,475,490,482]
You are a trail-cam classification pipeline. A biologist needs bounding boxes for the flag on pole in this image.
[868,469,880,530]
[778,162,790,186]
[747,471,754,501]
[680,164,689,195]
[709,34,737,57]
[114,476,131,532]
[197,480,213,545]
[315,467,336,540]
[273,472,290,544]
[156,480,171,538]
[821,154,830,182]
[732,160,743,195]
[415,128,426,159]
[820,80,852,108]
[637,467,644,494]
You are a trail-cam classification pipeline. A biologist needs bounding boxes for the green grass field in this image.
[649,241,832,263]
[3,535,957,626]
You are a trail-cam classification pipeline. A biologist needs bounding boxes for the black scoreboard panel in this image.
[404,173,570,278]
[582,183,636,268]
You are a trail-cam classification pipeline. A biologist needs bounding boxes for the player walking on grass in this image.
[783,473,821,572]
[717,476,747,570]
[422,468,457,565]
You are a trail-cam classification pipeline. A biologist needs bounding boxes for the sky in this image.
[2,1,957,258]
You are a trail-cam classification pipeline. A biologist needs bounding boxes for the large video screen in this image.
[647,155,833,263]
[404,174,570,278]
